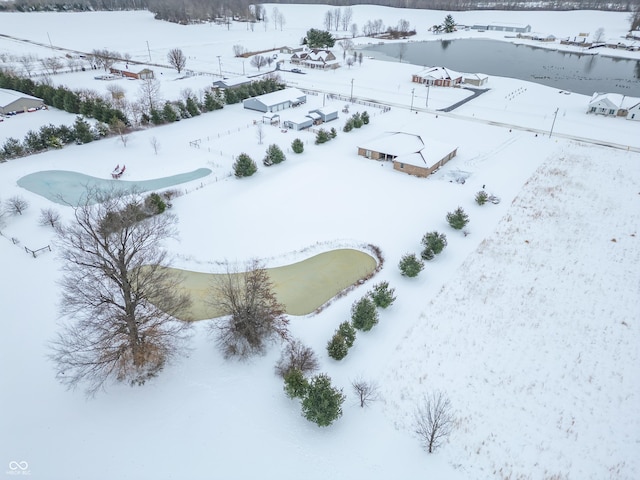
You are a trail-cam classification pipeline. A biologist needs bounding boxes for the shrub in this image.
[369,281,396,309]
[421,231,447,260]
[337,321,356,348]
[301,373,345,427]
[327,332,349,360]
[399,253,424,278]
[233,153,258,178]
[284,368,309,399]
[343,119,354,132]
[475,190,488,205]
[351,297,379,332]
[352,112,363,128]
[291,138,304,154]
[144,192,167,214]
[330,127,337,138]
[446,207,470,230]
[361,111,370,125]
[263,143,286,166]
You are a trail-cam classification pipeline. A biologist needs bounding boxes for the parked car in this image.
[291,68,302,73]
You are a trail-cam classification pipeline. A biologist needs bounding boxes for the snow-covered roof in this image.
[283,113,313,125]
[359,131,457,169]
[414,66,462,81]
[214,76,251,87]
[253,88,305,106]
[0,87,42,107]
[489,22,531,29]
[589,92,640,109]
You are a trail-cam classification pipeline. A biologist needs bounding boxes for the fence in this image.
[25,245,51,258]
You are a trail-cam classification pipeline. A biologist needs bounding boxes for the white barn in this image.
[243,88,306,113]
[0,88,44,115]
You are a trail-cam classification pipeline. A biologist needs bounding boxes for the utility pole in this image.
[410,88,415,112]
[549,107,559,138]
[350,78,354,102]
[146,41,152,62]
[47,32,53,51]
[217,56,222,76]
[426,84,430,109]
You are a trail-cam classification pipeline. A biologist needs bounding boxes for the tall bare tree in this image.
[50,188,192,396]
[414,391,455,453]
[167,48,187,74]
[138,77,162,115]
[342,6,353,31]
[209,259,289,359]
[250,55,268,71]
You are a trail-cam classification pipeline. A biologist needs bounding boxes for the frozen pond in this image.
[17,168,212,206]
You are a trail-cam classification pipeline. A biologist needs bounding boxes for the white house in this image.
[242,88,306,113]
[587,93,640,120]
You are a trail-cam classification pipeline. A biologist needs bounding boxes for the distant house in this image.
[357,132,458,177]
[109,64,155,80]
[463,73,489,87]
[587,92,640,120]
[212,76,252,89]
[488,22,531,33]
[291,49,340,70]
[243,88,306,113]
[308,107,338,123]
[412,67,462,87]
[0,88,44,114]
[280,46,304,54]
[472,23,531,33]
[626,30,640,40]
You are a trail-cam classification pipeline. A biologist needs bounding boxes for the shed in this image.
[0,88,44,114]
[309,107,339,123]
[463,73,489,87]
[358,132,458,177]
[109,64,155,80]
[213,76,252,89]
[282,114,313,131]
[243,88,306,113]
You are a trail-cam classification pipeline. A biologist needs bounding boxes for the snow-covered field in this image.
[0,5,638,480]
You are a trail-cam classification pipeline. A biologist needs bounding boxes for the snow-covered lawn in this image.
[0,5,638,480]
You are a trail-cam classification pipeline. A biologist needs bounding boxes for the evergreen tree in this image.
[352,112,363,128]
[284,368,309,399]
[330,127,337,138]
[399,253,424,278]
[351,297,379,332]
[421,231,448,261]
[150,107,164,125]
[185,96,201,117]
[73,116,93,144]
[301,373,345,427]
[446,207,469,230]
[475,190,488,205]
[291,138,304,154]
[327,332,348,360]
[315,128,330,144]
[343,118,354,132]
[162,102,178,123]
[233,153,258,178]
[361,111,370,125]
[338,321,356,348]
[305,29,336,48]
[368,281,396,309]
[263,144,286,166]
[443,14,456,33]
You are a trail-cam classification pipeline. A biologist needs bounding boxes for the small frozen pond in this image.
[17,168,212,206]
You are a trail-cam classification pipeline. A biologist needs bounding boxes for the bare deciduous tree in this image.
[50,188,193,396]
[6,195,29,216]
[352,377,380,407]
[350,23,358,38]
[414,391,454,453]
[255,122,265,144]
[209,259,289,359]
[39,208,61,228]
[275,339,319,378]
[138,77,162,115]
[232,44,246,57]
[19,54,37,77]
[250,55,268,71]
[40,57,63,75]
[167,48,187,74]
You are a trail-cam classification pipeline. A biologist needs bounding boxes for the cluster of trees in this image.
[327,281,396,360]
[148,90,224,126]
[399,208,470,277]
[342,111,369,132]
[5,0,637,21]
[323,6,353,31]
[315,127,337,144]
[222,77,285,105]
[1,117,106,161]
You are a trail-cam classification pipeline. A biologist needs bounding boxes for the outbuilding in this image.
[243,88,306,113]
[109,64,155,80]
[282,114,314,131]
[358,131,458,177]
[0,88,44,114]
[309,107,339,123]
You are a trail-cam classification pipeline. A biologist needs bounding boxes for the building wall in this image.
[0,97,43,114]
[392,149,457,178]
